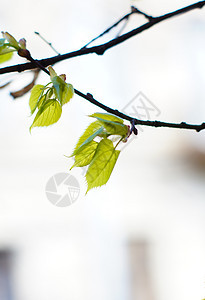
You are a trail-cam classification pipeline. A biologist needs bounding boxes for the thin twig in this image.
[82,5,154,47]
[131,6,155,21]
[115,18,129,38]
[34,32,60,55]
[81,10,135,48]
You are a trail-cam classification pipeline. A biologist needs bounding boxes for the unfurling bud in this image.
[1,31,19,49]
[19,38,26,49]
[59,74,66,82]
[48,66,57,79]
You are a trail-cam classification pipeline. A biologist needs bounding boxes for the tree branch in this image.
[0,1,204,75]
[21,49,205,133]
[74,90,205,132]
[1,2,205,133]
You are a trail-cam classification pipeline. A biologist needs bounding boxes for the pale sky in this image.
[0,1,205,300]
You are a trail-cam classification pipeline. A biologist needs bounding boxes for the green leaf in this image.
[48,66,57,79]
[61,83,74,105]
[2,32,19,49]
[72,121,103,154]
[89,112,128,137]
[90,112,124,124]
[0,51,13,64]
[98,119,128,137]
[72,127,103,156]
[0,39,5,47]
[51,76,74,105]
[70,140,98,169]
[86,139,120,193]
[51,76,64,103]
[29,84,45,114]
[30,99,62,131]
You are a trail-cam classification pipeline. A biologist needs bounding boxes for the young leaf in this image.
[90,112,124,124]
[29,84,45,114]
[30,99,62,131]
[73,127,104,156]
[61,83,74,105]
[70,140,98,169]
[89,112,128,136]
[48,66,57,79]
[2,32,19,49]
[48,66,74,105]
[0,51,13,64]
[98,119,128,137]
[51,76,74,105]
[72,121,103,154]
[0,38,5,47]
[86,139,120,193]
[0,32,26,64]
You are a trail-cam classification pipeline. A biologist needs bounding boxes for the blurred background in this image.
[0,0,205,299]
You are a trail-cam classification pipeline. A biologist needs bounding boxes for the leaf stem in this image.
[115,137,124,149]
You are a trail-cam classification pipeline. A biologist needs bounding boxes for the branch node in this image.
[180,121,187,126]
[95,47,106,55]
[131,6,155,21]
[196,122,205,132]
[130,119,138,135]
[86,93,93,99]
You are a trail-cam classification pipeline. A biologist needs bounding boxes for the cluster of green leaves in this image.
[70,113,130,193]
[0,31,26,64]
[0,32,129,194]
[29,66,74,130]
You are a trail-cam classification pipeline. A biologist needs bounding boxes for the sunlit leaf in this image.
[0,47,15,54]
[29,84,44,114]
[70,140,98,169]
[72,127,103,156]
[30,99,62,131]
[89,113,128,136]
[86,139,120,193]
[48,65,57,79]
[0,51,13,64]
[90,112,124,124]
[98,119,128,137]
[51,76,74,105]
[2,32,19,49]
[0,38,5,47]
[61,83,74,105]
[72,121,103,154]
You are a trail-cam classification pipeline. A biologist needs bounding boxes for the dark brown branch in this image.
[0,1,204,75]
[23,49,205,133]
[1,2,205,133]
[131,6,154,21]
[74,90,205,132]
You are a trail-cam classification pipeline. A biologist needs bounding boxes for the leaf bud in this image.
[19,38,26,49]
[1,31,19,49]
[17,48,31,59]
